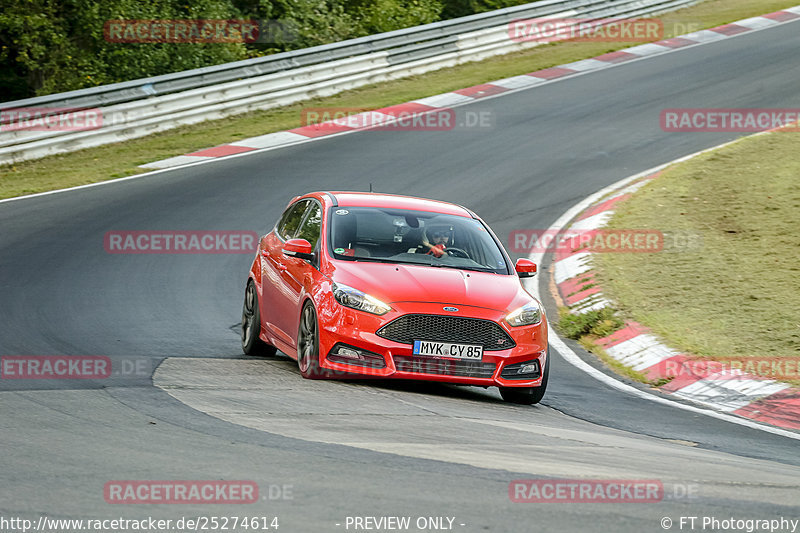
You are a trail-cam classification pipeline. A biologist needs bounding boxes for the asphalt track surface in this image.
[2,19,800,533]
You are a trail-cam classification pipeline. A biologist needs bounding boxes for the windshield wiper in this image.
[434,264,497,273]
[345,255,500,273]
[349,256,431,266]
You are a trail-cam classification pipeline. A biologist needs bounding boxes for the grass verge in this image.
[2,0,798,199]
[592,128,800,386]
[555,306,659,384]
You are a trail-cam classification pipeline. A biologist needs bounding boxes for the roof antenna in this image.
[369,182,373,192]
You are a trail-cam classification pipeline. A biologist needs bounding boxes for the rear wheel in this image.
[297,302,327,379]
[241,281,277,356]
[499,350,549,405]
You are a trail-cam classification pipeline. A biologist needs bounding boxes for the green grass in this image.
[555,306,661,384]
[592,129,800,384]
[1,0,797,199]
[557,306,625,339]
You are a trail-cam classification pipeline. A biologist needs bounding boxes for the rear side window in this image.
[276,199,310,240]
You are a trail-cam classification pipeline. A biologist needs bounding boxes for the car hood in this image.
[331,261,528,312]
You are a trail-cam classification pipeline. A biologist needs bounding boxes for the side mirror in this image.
[283,238,314,261]
[515,258,537,278]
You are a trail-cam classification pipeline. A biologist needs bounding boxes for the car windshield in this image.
[328,206,510,274]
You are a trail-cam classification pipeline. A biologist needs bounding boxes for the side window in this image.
[276,200,310,240]
[295,202,322,250]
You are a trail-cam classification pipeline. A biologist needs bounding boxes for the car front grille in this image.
[392,355,496,378]
[376,314,515,351]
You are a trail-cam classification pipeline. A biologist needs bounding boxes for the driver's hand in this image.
[430,244,446,258]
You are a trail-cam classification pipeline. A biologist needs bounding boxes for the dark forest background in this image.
[0,0,535,100]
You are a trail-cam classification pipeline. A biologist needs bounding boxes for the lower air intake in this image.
[393,355,496,378]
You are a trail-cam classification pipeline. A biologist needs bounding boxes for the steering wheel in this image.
[445,247,470,259]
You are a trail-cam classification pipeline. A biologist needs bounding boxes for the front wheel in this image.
[297,302,328,379]
[241,281,277,357]
[499,351,549,405]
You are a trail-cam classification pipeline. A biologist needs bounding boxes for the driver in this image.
[419,224,453,258]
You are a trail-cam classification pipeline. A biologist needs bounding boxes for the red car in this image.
[241,192,549,404]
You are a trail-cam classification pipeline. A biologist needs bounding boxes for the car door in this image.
[281,200,323,345]
[260,199,311,347]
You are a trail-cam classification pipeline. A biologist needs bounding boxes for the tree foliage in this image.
[440,0,533,18]
[0,0,531,100]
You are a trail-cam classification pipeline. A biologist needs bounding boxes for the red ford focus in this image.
[241,192,549,404]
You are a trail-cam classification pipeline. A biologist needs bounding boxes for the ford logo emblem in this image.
[443,306,459,312]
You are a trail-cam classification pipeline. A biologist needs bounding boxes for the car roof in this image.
[322,191,473,217]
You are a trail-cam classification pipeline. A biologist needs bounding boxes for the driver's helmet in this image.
[425,223,454,244]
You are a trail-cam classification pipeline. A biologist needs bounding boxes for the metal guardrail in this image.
[0,0,698,164]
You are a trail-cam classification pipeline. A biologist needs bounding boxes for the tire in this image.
[241,281,277,357]
[296,302,328,379]
[499,350,549,405]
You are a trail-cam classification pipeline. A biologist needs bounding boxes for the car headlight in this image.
[332,282,391,315]
[505,300,543,327]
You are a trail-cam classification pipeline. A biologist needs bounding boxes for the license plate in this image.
[412,340,483,360]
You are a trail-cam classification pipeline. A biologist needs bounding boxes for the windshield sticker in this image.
[335,209,350,215]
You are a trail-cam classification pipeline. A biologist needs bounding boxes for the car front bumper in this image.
[316,301,548,388]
